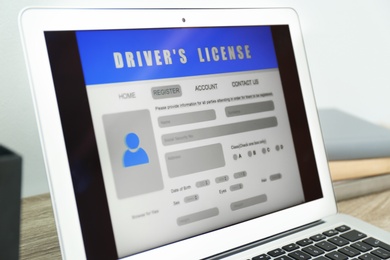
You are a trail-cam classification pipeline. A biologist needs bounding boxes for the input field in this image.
[225,101,274,117]
[177,207,219,226]
[230,194,268,211]
[158,110,216,128]
[162,117,278,146]
[166,143,225,178]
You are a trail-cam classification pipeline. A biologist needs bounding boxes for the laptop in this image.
[19,8,390,260]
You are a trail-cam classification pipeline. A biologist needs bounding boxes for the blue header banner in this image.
[76,26,278,85]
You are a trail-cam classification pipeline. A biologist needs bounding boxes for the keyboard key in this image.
[324,230,339,237]
[275,256,295,260]
[339,246,361,257]
[311,234,327,241]
[252,253,271,260]
[297,239,313,247]
[268,249,285,257]
[358,253,381,260]
[302,245,324,256]
[316,241,337,251]
[325,251,348,260]
[328,236,350,247]
[341,230,367,242]
[288,250,311,260]
[313,257,330,260]
[363,237,390,251]
[283,243,300,252]
[351,242,372,252]
[371,248,390,259]
[336,225,351,233]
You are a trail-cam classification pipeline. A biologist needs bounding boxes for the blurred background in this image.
[1,0,390,197]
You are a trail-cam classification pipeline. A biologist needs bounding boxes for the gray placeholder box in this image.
[270,173,282,181]
[225,101,274,117]
[103,110,164,199]
[158,109,216,128]
[166,143,225,178]
[162,117,278,146]
[230,194,268,211]
[177,207,219,226]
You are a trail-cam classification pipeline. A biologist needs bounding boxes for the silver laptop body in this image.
[19,7,390,260]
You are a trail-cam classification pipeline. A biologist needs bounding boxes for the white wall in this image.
[1,0,390,197]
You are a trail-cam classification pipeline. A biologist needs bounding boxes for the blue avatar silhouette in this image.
[123,133,149,167]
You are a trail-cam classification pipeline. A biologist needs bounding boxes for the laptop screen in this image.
[44,24,322,259]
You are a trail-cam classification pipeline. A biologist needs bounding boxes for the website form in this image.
[76,26,305,258]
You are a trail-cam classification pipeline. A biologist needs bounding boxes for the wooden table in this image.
[19,189,390,260]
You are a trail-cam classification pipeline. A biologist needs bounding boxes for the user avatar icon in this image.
[123,133,149,168]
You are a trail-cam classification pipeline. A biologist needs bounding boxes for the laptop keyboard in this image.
[251,225,390,260]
